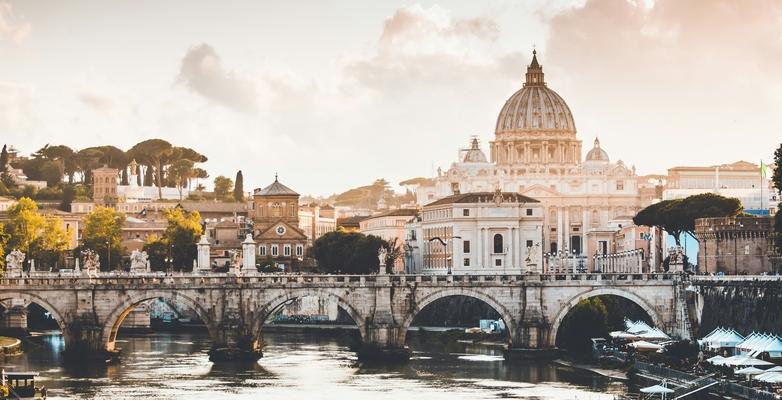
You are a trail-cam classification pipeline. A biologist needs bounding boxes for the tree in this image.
[214,176,233,200]
[4,198,47,254]
[0,144,8,171]
[168,159,194,200]
[59,184,76,212]
[128,139,173,199]
[142,235,168,272]
[311,230,386,274]
[0,224,9,271]
[634,194,742,245]
[556,297,609,354]
[234,170,244,202]
[3,198,69,269]
[162,207,202,271]
[192,168,209,190]
[81,206,125,271]
[383,237,403,273]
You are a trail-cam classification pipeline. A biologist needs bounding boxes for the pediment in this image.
[520,184,560,197]
[255,220,307,240]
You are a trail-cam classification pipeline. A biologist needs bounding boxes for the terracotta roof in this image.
[179,201,249,213]
[337,216,366,227]
[425,192,540,207]
[254,177,299,196]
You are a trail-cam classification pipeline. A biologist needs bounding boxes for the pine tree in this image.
[0,144,8,170]
[234,170,244,202]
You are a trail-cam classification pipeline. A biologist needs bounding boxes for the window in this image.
[463,258,470,266]
[495,259,502,266]
[259,245,266,256]
[526,208,533,216]
[551,242,558,253]
[493,234,503,254]
[463,209,470,216]
[284,244,291,256]
[463,240,471,254]
[271,245,278,256]
[296,245,304,257]
[526,240,533,248]
[616,181,624,190]
[271,202,282,217]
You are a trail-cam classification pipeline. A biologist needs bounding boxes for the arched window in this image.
[271,202,281,217]
[493,234,503,254]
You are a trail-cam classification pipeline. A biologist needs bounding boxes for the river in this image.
[2,331,632,399]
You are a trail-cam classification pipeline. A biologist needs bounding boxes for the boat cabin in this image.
[1,371,41,399]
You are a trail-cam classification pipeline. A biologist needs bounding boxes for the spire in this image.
[524,49,545,87]
[274,172,278,182]
[594,137,600,148]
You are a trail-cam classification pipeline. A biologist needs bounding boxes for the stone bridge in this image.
[0,272,690,361]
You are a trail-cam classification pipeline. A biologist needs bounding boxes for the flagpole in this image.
[760,160,764,214]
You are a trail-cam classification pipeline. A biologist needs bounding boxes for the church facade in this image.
[251,176,308,266]
[415,51,649,270]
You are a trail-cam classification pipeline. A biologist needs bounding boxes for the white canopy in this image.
[700,327,744,349]
[735,366,765,375]
[766,366,782,372]
[707,355,726,365]
[723,356,774,367]
[756,372,782,383]
[640,384,674,394]
[629,340,664,351]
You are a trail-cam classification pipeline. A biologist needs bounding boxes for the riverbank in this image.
[553,359,628,380]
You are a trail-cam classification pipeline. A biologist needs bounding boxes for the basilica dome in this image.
[495,51,576,137]
[585,138,609,162]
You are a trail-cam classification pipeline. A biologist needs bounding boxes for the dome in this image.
[462,138,488,163]
[585,138,609,162]
[495,50,576,136]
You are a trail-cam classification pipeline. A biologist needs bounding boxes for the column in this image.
[197,235,211,273]
[476,228,482,269]
[556,208,563,251]
[508,227,514,270]
[241,234,256,273]
[582,208,589,264]
[563,207,570,253]
[484,228,490,268]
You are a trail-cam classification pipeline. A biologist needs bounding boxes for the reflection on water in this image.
[1,332,629,399]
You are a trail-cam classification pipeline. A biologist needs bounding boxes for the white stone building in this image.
[415,51,648,270]
[359,208,418,273]
[405,190,544,275]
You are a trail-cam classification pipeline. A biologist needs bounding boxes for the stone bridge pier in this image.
[0,272,688,363]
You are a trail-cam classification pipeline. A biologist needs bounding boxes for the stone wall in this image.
[696,281,782,337]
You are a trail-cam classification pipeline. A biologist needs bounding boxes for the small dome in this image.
[495,50,576,137]
[585,137,609,162]
[463,138,488,163]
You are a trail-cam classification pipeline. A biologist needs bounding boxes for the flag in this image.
[761,160,770,179]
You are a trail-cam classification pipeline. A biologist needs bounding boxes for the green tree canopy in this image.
[168,159,194,200]
[311,230,389,274]
[142,235,168,272]
[128,139,173,199]
[556,298,609,354]
[163,207,202,271]
[214,175,233,200]
[81,206,125,271]
[634,194,742,245]
[3,198,70,269]
[233,170,244,202]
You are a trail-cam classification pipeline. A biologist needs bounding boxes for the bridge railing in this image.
[0,272,684,287]
[691,275,782,282]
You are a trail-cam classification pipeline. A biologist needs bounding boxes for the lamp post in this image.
[106,240,111,271]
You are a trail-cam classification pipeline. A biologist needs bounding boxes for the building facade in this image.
[694,216,780,275]
[406,190,544,275]
[415,51,648,270]
[251,176,308,265]
[298,204,337,247]
[664,161,777,216]
[359,208,418,273]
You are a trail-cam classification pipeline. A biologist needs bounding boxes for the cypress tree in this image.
[234,170,244,202]
[0,145,8,170]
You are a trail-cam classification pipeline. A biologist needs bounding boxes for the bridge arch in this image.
[0,291,70,344]
[397,287,518,346]
[101,291,218,352]
[252,289,368,342]
[548,287,664,347]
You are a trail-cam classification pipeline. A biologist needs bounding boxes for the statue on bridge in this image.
[130,250,150,274]
[378,246,387,274]
[4,249,25,277]
[81,249,100,277]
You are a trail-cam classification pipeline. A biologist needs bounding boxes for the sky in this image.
[1,0,781,196]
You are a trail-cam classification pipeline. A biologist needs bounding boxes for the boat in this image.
[1,370,46,399]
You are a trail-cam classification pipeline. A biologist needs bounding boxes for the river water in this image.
[3,331,631,399]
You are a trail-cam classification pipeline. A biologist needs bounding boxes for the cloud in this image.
[344,4,521,92]
[543,0,782,171]
[79,91,114,113]
[0,82,35,132]
[176,43,258,113]
[0,1,30,43]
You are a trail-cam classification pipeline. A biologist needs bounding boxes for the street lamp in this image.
[106,240,111,271]
[429,236,462,275]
